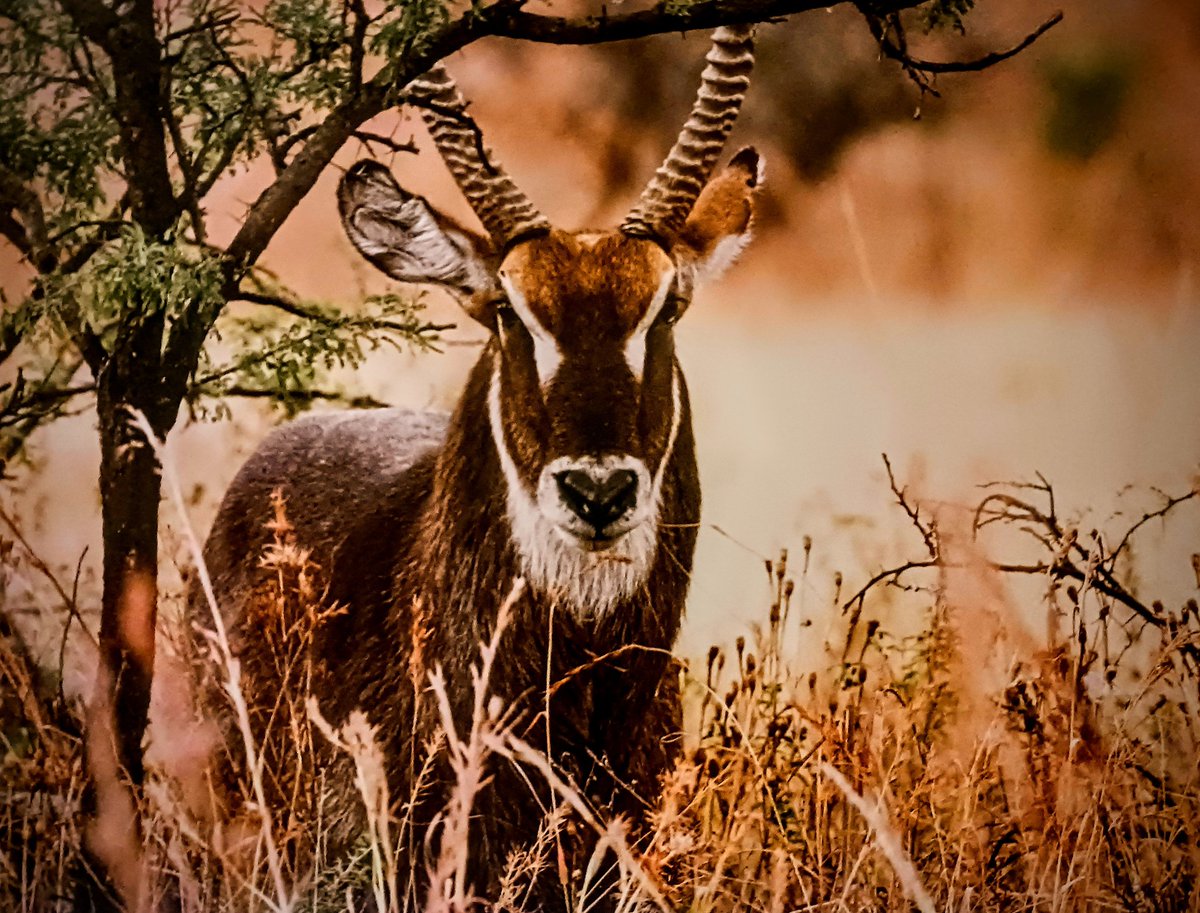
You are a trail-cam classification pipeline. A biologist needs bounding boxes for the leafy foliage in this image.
[0,0,459,462]
[42,227,224,342]
[371,0,450,64]
[0,0,997,466]
[0,344,83,474]
[196,293,446,417]
[919,0,975,34]
[0,1,120,227]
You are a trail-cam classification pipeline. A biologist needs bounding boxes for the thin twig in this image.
[405,96,498,176]
[1109,486,1200,569]
[352,131,419,157]
[218,385,388,409]
[874,10,1064,75]
[882,453,937,559]
[0,503,97,648]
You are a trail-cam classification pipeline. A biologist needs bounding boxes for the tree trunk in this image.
[78,314,174,912]
[94,384,163,788]
[95,307,176,774]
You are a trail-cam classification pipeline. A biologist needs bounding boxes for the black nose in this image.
[555,468,639,532]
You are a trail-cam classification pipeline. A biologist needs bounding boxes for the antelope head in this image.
[338,27,762,611]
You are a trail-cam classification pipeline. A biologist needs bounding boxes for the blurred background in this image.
[9,0,1200,673]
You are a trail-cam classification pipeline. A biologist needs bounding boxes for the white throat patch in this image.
[487,361,683,615]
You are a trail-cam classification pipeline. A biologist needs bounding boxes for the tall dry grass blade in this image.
[423,578,524,913]
[129,409,293,913]
[484,732,672,913]
[821,762,936,913]
[308,703,395,913]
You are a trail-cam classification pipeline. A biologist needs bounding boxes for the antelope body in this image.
[203,25,762,907]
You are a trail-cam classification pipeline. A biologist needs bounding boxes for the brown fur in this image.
[503,231,672,332]
[676,146,761,269]
[202,143,760,912]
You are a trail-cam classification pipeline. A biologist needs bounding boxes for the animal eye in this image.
[492,296,528,337]
[657,294,686,327]
[493,296,517,321]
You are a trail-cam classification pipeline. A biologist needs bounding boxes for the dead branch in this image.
[847,458,1199,663]
[882,452,938,559]
[0,163,52,271]
[1109,486,1200,569]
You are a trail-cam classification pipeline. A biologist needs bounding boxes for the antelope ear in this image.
[673,146,763,285]
[338,160,501,320]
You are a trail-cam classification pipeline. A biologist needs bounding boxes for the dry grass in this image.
[2,460,1198,912]
[638,543,1200,912]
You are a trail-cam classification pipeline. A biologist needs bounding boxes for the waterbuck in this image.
[202,24,762,906]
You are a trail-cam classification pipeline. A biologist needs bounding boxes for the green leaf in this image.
[194,290,444,417]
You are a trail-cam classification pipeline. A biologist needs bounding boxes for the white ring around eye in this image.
[623,268,676,380]
[497,273,561,385]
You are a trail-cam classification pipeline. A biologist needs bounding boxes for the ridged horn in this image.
[408,63,550,248]
[621,24,757,240]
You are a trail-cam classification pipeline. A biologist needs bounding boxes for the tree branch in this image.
[231,289,333,323]
[230,288,454,336]
[60,0,179,236]
[220,0,934,282]
[0,163,53,271]
[352,130,419,158]
[871,10,1064,76]
[221,92,381,275]
[54,0,120,43]
[346,0,370,92]
[161,12,238,46]
[882,453,937,559]
[1108,486,1200,569]
[487,0,922,45]
[0,209,32,260]
[215,384,388,410]
[843,550,1174,634]
[851,462,1198,662]
[0,167,112,374]
[404,95,498,173]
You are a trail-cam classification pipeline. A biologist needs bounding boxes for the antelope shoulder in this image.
[202,408,447,633]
